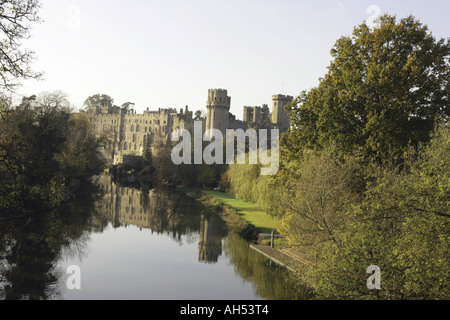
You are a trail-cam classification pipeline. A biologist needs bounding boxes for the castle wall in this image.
[242,104,270,124]
[85,89,291,166]
[87,106,194,165]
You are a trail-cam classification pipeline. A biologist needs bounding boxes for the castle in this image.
[85,89,292,165]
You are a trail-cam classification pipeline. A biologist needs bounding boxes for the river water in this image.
[0,175,307,300]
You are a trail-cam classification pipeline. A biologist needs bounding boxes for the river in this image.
[0,174,308,300]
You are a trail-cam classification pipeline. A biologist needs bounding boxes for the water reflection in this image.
[92,175,228,263]
[0,181,102,300]
[1,175,308,300]
[223,233,313,300]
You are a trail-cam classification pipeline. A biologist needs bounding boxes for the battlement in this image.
[243,105,270,123]
[207,89,231,107]
[84,88,293,165]
[272,94,293,101]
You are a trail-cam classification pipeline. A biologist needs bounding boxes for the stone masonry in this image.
[85,89,292,165]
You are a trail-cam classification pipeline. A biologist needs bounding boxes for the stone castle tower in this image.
[271,94,293,131]
[205,89,231,136]
[85,88,292,166]
[243,104,270,124]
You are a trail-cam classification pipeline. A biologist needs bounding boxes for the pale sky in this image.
[17,0,450,118]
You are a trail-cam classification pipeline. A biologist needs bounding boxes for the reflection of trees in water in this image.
[95,175,227,263]
[93,174,228,263]
[0,175,306,299]
[93,175,227,246]
[0,181,100,300]
[223,233,313,300]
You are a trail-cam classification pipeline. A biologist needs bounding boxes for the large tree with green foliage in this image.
[83,94,114,113]
[285,15,449,163]
[307,127,449,299]
[223,14,449,300]
[0,92,106,214]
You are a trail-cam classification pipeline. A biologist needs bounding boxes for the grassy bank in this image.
[202,190,279,235]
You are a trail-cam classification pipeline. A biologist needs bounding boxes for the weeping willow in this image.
[226,150,277,212]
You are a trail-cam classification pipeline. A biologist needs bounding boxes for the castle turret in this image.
[271,94,293,131]
[206,89,231,137]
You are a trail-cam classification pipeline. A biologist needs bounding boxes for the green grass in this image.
[202,190,279,234]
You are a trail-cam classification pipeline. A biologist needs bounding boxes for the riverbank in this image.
[201,190,278,235]
[194,189,309,272]
[250,244,310,272]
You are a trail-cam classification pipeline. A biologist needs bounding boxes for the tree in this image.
[286,15,450,164]
[310,127,449,299]
[0,93,70,211]
[0,91,106,213]
[196,165,216,187]
[194,110,205,120]
[276,148,357,262]
[55,113,106,180]
[122,102,135,110]
[0,0,43,91]
[83,94,114,113]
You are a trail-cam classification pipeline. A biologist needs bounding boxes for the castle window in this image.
[131,125,134,132]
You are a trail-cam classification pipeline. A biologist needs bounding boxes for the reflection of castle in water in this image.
[92,175,226,263]
[198,214,224,264]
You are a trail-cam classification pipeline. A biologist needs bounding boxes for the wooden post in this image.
[271,230,275,248]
